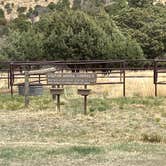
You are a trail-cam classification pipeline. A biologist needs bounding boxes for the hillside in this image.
[0,0,72,20]
[0,0,166,20]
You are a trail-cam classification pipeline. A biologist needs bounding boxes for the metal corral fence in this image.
[0,59,166,97]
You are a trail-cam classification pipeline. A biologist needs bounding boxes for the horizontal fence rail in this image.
[0,59,166,97]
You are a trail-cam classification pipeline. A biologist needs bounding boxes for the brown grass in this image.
[0,95,166,165]
[0,75,166,166]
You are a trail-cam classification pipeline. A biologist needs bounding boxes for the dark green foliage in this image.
[36,10,143,60]
[72,0,82,9]
[128,0,153,8]
[1,1,166,61]
[113,6,166,58]
[9,16,31,32]
[2,30,44,61]
[55,0,70,11]
[0,8,7,36]
[35,10,113,60]
[114,8,153,29]
[0,8,4,18]
[0,18,7,25]
[0,25,8,37]
[2,9,143,61]
[47,2,56,10]
[89,98,109,112]
[105,0,128,15]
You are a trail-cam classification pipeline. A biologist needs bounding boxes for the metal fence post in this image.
[24,71,30,107]
[10,63,14,97]
[154,60,158,97]
[123,61,126,97]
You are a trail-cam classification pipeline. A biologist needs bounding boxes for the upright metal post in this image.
[154,60,158,97]
[24,71,30,107]
[84,85,87,115]
[84,95,87,115]
[57,85,60,112]
[120,62,122,82]
[10,63,14,97]
[52,85,56,100]
[8,70,10,89]
[39,74,41,83]
[123,61,126,97]
[57,94,60,112]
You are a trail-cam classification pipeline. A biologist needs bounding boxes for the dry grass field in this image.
[0,94,166,165]
[0,70,166,165]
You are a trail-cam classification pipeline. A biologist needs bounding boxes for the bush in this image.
[34,10,143,60]
[9,16,31,32]
[2,8,144,61]
[0,18,7,25]
[0,8,5,18]
[113,6,166,59]
[0,25,8,36]
[47,2,56,10]
[2,30,44,61]
[105,0,128,16]
[141,132,163,143]
[17,7,27,14]
[128,0,153,8]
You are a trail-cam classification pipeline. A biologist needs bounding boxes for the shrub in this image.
[9,16,31,32]
[35,10,143,60]
[47,2,56,10]
[0,18,7,25]
[17,7,27,14]
[141,132,163,143]
[3,9,144,61]
[2,30,44,61]
[0,8,5,18]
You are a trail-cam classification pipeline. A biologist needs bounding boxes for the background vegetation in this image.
[0,0,165,61]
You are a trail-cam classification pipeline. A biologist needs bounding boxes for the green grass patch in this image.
[69,146,104,156]
[89,98,110,112]
[0,94,54,111]
[0,94,24,110]
[0,93,165,113]
[0,146,104,161]
[111,97,165,109]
